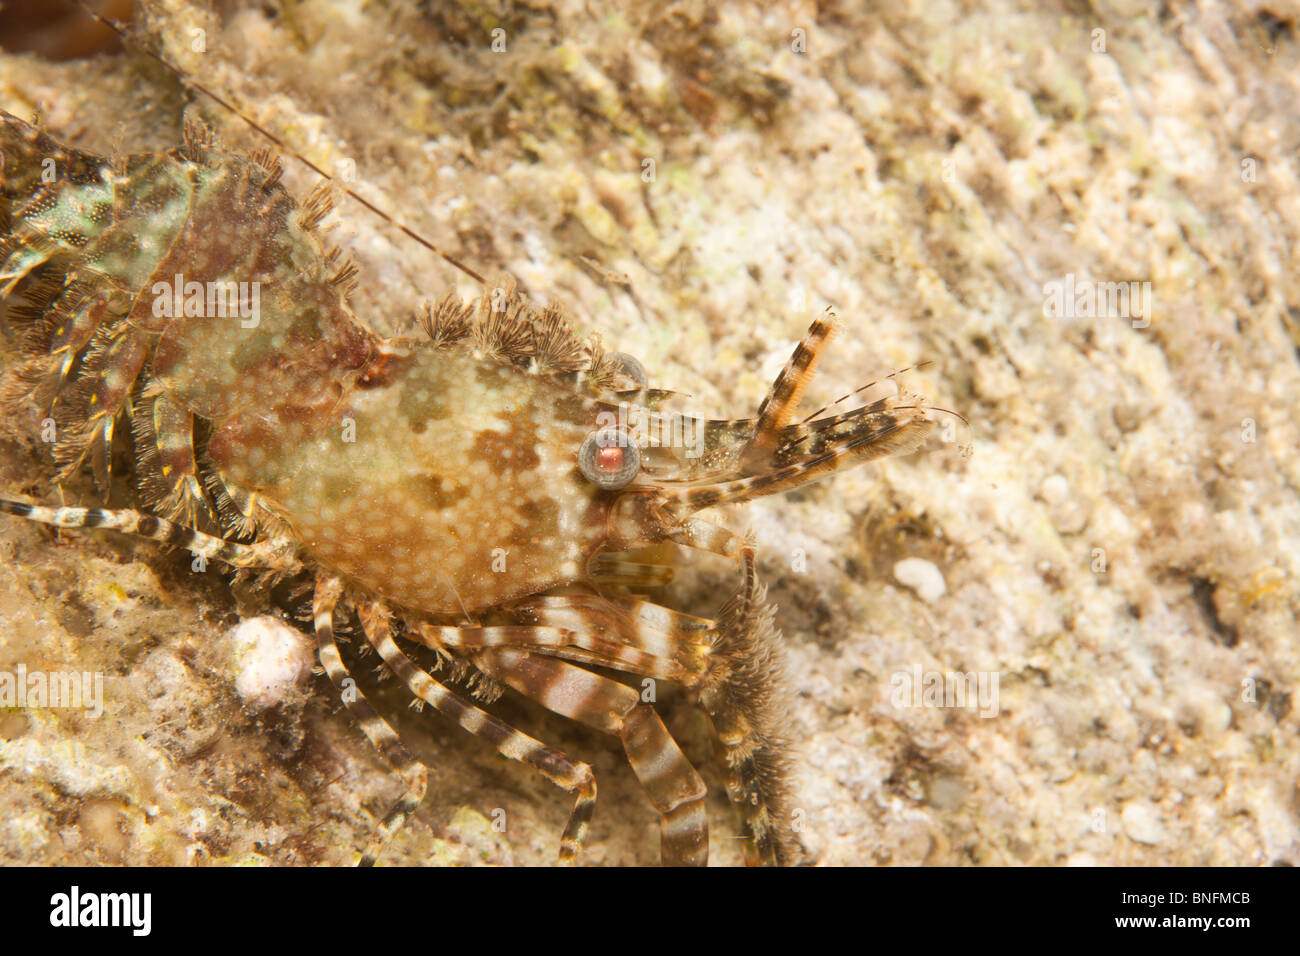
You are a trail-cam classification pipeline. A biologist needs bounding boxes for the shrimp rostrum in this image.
[0,107,938,865]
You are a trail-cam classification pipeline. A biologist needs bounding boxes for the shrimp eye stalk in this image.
[579,426,640,489]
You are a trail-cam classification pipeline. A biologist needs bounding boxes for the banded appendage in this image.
[649,312,940,517]
[0,486,793,865]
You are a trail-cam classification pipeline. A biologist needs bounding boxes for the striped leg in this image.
[51,322,150,490]
[411,621,688,681]
[355,600,597,863]
[203,467,262,539]
[471,647,709,866]
[742,310,837,463]
[1,278,109,410]
[508,593,715,681]
[665,515,746,560]
[132,391,209,527]
[0,497,298,570]
[412,589,717,684]
[313,576,428,866]
[516,575,802,866]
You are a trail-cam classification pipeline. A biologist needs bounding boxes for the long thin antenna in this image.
[73,0,486,285]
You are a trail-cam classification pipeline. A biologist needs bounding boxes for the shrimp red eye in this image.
[579,426,640,489]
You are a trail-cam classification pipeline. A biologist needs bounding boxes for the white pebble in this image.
[893,558,947,603]
[226,616,316,710]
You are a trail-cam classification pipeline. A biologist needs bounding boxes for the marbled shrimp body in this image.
[212,346,612,614]
[2,104,943,867]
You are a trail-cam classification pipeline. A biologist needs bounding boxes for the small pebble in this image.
[894,558,947,602]
[226,616,315,710]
